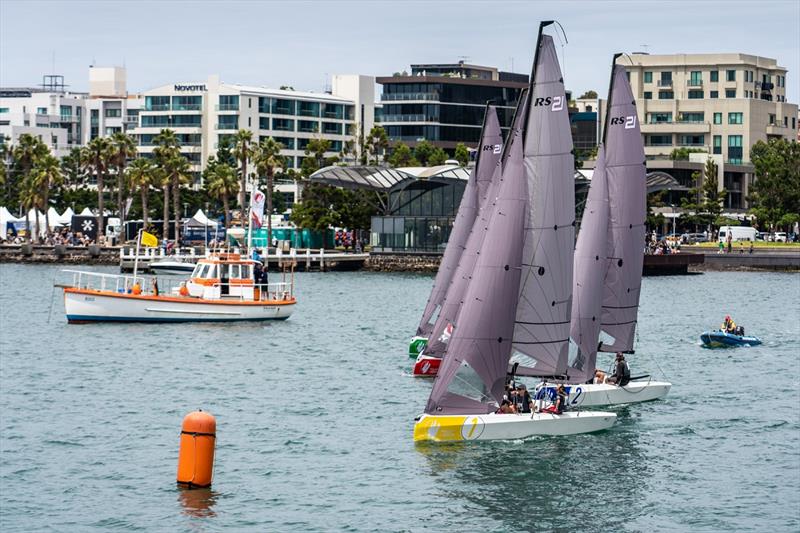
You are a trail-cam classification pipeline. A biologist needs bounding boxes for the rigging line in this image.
[601,320,638,326]
[514,338,570,345]
[603,305,639,309]
[515,320,570,325]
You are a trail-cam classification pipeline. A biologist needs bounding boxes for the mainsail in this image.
[425,21,574,413]
[599,63,647,353]
[510,32,575,378]
[424,94,528,357]
[567,146,609,382]
[416,106,503,337]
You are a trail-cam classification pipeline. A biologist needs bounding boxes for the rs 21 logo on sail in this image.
[482,144,502,154]
[610,116,637,129]
[533,96,564,111]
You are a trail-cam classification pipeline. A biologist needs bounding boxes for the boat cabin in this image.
[186,253,259,299]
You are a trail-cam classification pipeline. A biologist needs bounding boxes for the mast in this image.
[415,105,503,337]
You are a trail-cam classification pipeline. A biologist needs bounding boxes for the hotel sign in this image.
[174,84,207,92]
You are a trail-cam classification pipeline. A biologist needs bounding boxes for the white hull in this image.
[149,261,196,275]
[414,411,616,442]
[64,289,294,323]
[536,380,671,408]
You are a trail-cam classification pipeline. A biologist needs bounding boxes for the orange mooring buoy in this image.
[177,410,216,488]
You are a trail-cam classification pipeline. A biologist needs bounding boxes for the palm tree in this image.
[127,157,155,229]
[82,137,113,242]
[233,129,253,211]
[205,159,239,229]
[11,134,48,224]
[19,172,45,242]
[253,137,286,246]
[34,154,63,237]
[110,132,137,231]
[152,129,181,240]
[164,154,192,244]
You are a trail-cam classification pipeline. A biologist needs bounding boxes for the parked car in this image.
[718,226,757,242]
[681,232,709,244]
[771,232,788,242]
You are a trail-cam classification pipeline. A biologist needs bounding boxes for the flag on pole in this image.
[250,189,266,229]
[141,231,158,247]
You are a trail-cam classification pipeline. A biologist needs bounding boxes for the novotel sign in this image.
[174,84,207,92]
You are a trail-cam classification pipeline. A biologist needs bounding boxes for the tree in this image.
[300,138,337,179]
[82,137,113,242]
[152,129,181,240]
[164,155,192,243]
[428,147,448,166]
[10,134,48,212]
[749,139,800,231]
[233,129,254,210]
[215,135,237,168]
[366,126,389,164]
[110,132,137,230]
[454,143,469,166]
[18,171,44,242]
[388,143,418,167]
[127,158,156,229]
[33,153,62,237]
[60,147,85,187]
[680,158,725,231]
[204,158,239,229]
[578,90,598,99]
[253,137,286,246]
[669,147,706,161]
[414,140,435,166]
[290,183,342,231]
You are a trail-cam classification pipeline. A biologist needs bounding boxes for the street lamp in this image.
[670,204,676,242]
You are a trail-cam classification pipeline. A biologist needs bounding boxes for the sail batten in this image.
[415,106,503,337]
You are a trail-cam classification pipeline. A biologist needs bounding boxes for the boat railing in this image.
[63,269,147,293]
[205,282,294,302]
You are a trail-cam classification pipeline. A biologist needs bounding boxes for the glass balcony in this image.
[380,114,438,123]
[216,104,239,111]
[657,79,673,87]
[146,104,170,111]
[215,123,239,130]
[172,104,202,111]
[687,80,703,87]
[381,93,440,101]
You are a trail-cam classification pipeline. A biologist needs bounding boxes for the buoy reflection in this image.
[178,487,218,518]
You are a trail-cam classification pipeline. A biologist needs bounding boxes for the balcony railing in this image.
[124,115,138,124]
[146,104,170,111]
[657,79,673,87]
[215,123,239,130]
[215,104,239,111]
[380,93,440,101]
[379,114,438,123]
[687,80,703,87]
[172,104,202,111]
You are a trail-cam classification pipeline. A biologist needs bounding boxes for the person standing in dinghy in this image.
[607,353,631,386]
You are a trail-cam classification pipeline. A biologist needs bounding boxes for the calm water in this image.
[1,265,799,532]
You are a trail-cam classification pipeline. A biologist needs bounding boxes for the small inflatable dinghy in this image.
[700,329,762,348]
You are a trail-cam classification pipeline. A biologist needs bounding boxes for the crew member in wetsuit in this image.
[608,352,630,386]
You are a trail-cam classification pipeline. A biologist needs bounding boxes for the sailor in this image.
[515,384,533,414]
[607,353,630,386]
[722,315,737,334]
[542,385,568,414]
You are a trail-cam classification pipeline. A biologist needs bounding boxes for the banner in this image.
[250,189,265,229]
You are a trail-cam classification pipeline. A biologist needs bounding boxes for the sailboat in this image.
[414,22,616,442]
[533,57,671,407]
[409,105,504,360]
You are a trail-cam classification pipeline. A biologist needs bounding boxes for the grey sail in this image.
[599,64,646,353]
[416,106,503,336]
[567,146,609,383]
[510,34,575,377]
[424,95,528,358]
[425,124,527,415]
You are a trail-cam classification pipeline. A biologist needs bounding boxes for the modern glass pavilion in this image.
[309,165,469,252]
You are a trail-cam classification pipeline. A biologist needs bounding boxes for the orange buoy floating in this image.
[177,410,216,488]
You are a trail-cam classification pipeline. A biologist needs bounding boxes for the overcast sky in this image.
[1,0,798,103]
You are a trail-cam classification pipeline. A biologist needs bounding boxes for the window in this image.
[647,134,672,146]
[658,91,674,100]
[322,103,344,119]
[172,95,202,111]
[272,99,295,116]
[688,90,704,99]
[258,97,271,114]
[710,90,718,98]
[218,95,239,111]
[216,114,238,130]
[728,112,743,124]
[710,70,719,82]
[784,116,789,127]
[713,113,722,124]
[36,107,47,115]
[271,136,294,149]
[689,71,702,86]
[768,113,776,125]
[297,101,320,117]
[648,112,672,123]
[172,114,202,126]
[272,118,294,131]
[659,71,672,86]
[145,96,170,111]
[728,135,743,164]
[679,134,704,146]
[322,122,342,135]
[259,117,270,129]
[680,112,704,123]
[713,135,722,154]
[104,126,121,136]
[725,89,736,98]
[726,70,736,82]
[643,91,652,100]
[0,108,8,114]
[793,117,796,130]
[644,71,652,83]
[104,108,121,117]
[297,120,318,133]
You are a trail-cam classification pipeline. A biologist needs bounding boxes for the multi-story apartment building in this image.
[132,74,374,203]
[606,52,798,212]
[376,62,527,150]
[83,67,142,144]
